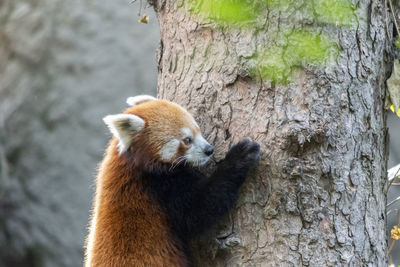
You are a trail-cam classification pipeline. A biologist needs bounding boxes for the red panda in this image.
[85,95,260,267]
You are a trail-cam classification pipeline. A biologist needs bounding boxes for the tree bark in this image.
[153,0,391,265]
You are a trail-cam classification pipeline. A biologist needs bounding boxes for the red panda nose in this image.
[204,145,214,156]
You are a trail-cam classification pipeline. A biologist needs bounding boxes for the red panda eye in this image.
[183,137,192,146]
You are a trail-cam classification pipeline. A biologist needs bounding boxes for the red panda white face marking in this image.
[160,139,180,161]
[103,95,213,166]
[181,127,192,138]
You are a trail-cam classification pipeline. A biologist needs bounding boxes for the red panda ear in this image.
[103,114,145,154]
[126,95,156,106]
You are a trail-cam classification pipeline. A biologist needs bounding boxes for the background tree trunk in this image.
[153,0,392,265]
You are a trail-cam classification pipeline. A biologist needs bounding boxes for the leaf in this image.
[392,225,400,240]
[390,105,400,117]
[138,14,149,24]
[386,60,400,117]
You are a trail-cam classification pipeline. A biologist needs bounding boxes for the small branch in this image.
[388,164,400,181]
[397,209,400,225]
[388,196,400,208]
[388,239,396,256]
[386,0,391,39]
[387,164,400,192]
[389,0,400,36]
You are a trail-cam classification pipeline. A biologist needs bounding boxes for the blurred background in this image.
[0,1,157,266]
[0,1,399,266]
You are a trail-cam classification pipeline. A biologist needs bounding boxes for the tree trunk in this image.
[153,0,391,265]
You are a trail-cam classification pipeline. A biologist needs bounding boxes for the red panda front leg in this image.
[184,139,260,238]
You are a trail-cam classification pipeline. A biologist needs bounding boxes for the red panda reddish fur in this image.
[85,101,196,267]
[86,139,187,267]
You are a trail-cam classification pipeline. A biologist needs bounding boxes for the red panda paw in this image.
[225,138,260,168]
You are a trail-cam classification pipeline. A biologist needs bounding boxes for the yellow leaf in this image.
[390,105,400,117]
[138,14,149,24]
[391,225,400,240]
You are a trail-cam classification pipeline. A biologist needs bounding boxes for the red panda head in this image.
[103,95,214,167]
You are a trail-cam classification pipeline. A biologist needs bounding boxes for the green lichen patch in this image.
[312,0,356,26]
[253,31,338,84]
[191,0,258,25]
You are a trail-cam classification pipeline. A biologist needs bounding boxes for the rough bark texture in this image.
[154,0,391,265]
[0,1,158,266]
